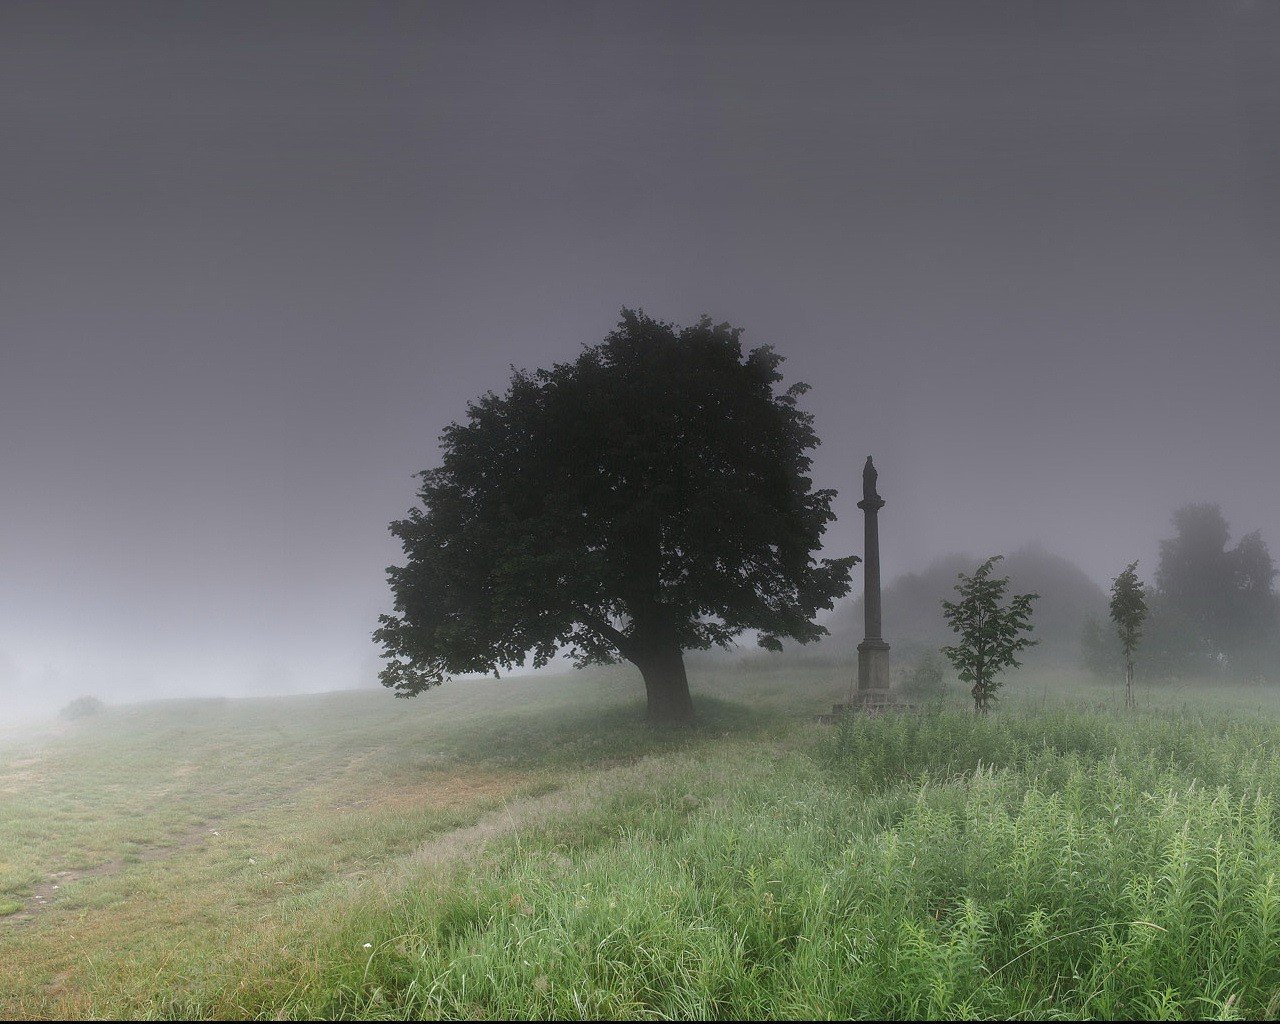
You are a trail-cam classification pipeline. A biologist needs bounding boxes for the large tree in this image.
[376,310,856,722]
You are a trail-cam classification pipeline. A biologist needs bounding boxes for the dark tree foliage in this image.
[376,310,856,722]
[1109,560,1149,709]
[1152,504,1279,679]
[1228,530,1280,678]
[1155,504,1234,650]
[940,555,1039,713]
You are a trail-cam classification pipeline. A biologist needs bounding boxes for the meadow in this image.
[3,661,1280,1019]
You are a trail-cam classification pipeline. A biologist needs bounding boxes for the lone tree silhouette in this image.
[1109,560,1149,710]
[376,310,856,722]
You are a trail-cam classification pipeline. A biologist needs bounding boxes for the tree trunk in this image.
[634,645,694,723]
[972,665,988,714]
[1125,658,1134,710]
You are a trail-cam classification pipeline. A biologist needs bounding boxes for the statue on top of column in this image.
[862,455,878,499]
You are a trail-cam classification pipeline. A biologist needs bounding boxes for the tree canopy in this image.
[375,310,856,720]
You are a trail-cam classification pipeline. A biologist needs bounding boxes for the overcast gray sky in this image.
[3,0,1278,715]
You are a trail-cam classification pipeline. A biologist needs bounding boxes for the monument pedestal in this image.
[857,638,891,694]
[848,639,894,715]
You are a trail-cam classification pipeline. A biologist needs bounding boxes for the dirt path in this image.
[397,753,676,877]
[5,751,686,927]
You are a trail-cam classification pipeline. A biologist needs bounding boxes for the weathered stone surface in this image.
[856,455,890,694]
[857,638,891,693]
[819,456,903,723]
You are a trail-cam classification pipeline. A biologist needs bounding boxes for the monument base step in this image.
[816,691,917,723]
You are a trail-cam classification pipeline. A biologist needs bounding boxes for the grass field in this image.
[4,662,1280,1019]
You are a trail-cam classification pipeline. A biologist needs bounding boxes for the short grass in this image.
[5,661,1280,1018]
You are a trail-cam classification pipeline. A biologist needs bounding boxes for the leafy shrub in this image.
[59,695,106,721]
[898,650,949,697]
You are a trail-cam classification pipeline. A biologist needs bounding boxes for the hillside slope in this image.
[5,666,1280,1019]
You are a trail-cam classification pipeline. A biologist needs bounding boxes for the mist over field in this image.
[4,0,1278,725]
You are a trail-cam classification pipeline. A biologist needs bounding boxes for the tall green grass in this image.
[264,706,1280,1020]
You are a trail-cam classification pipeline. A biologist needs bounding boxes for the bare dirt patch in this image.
[373,770,532,813]
[0,755,48,793]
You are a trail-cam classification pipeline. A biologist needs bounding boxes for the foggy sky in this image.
[3,1,1278,716]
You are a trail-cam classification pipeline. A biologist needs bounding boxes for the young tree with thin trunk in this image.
[940,555,1038,713]
[1110,560,1149,710]
[376,310,856,723]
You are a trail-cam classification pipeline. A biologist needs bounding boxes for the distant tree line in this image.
[824,546,1106,662]
[1083,504,1279,682]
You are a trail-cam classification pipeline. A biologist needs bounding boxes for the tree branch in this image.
[577,610,637,661]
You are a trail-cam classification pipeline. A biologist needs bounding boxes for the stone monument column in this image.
[856,455,891,698]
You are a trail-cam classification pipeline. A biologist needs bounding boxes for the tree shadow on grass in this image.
[433,694,782,773]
